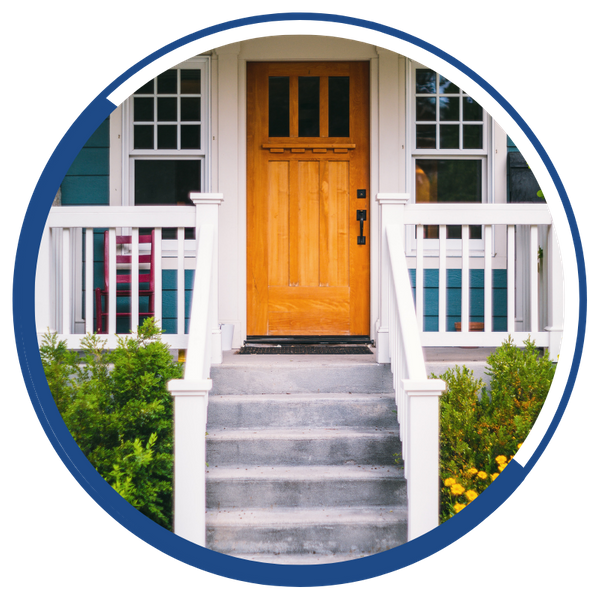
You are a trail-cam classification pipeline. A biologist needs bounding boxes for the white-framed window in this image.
[409,61,492,253]
[122,56,210,211]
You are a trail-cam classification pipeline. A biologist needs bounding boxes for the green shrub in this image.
[39,319,183,530]
[433,336,555,523]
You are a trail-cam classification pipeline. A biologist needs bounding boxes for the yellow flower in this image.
[477,471,488,480]
[454,503,466,513]
[444,478,456,487]
[451,483,465,496]
[495,455,507,465]
[467,468,478,476]
[465,490,478,502]
[491,473,499,481]
[498,463,506,472]
[517,443,522,449]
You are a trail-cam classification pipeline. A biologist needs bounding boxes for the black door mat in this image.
[238,345,373,355]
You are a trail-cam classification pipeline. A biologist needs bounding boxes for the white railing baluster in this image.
[131,227,139,333]
[61,228,72,335]
[108,228,117,335]
[177,227,185,336]
[507,225,515,334]
[461,224,470,333]
[154,228,162,330]
[85,228,94,334]
[530,224,539,334]
[416,224,424,332]
[484,224,492,333]
[439,225,447,333]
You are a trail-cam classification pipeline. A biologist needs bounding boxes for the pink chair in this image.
[95,230,155,333]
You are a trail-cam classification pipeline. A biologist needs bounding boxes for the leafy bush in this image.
[39,319,183,529]
[434,337,555,523]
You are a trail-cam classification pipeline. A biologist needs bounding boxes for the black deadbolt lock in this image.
[357,189,367,198]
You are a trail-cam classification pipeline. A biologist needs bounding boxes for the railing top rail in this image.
[403,203,552,226]
[46,205,197,228]
[386,224,428,380]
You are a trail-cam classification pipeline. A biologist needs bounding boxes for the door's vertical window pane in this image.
[328,76,350,137]
[269,76,290,137]
[298,77,320,137]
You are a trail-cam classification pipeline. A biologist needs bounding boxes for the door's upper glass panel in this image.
[268,76,290,137]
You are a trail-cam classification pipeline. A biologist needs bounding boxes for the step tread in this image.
[206,505,407,526]
[207,464,404,480]
[207,427,398,441]
[228,552,369,564]
[209,392,396,402]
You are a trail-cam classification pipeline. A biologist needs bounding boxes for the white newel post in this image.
[190,193,224,365]
[545,224,564,361]
[168,379,212,546]
[402,379,446,541]
[376,193,409,364]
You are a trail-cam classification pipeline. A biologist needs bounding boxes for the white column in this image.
[376,193,409,363]
[190,193,224,365]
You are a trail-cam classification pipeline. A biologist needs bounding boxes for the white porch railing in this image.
[376,195,563,363]
[36,195,224,362]
[377,193,563,540]
[36,193,223,547]
[385,221,447,540]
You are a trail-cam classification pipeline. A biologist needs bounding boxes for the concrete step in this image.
[210,358,393,395]
[207,393,398,429]
[206,506,407,557]
[206,427,402,467]
[205,356,407,560]
[206,464,406,509]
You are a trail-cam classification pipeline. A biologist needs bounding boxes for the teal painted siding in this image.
[61,118,109,206]
[409,268,507,332]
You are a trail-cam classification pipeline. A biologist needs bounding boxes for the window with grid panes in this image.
[128,58,208,208]
[413,65,487,240]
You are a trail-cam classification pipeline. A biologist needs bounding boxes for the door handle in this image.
[357,210,367,245]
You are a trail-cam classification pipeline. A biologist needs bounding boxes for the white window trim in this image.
[407,60,494,257]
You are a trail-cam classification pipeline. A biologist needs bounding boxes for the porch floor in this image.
[218,346,494,365]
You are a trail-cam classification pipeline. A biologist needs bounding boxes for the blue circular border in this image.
[13,12,587,587]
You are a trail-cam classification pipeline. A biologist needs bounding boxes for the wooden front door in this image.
[247,62,370,336]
